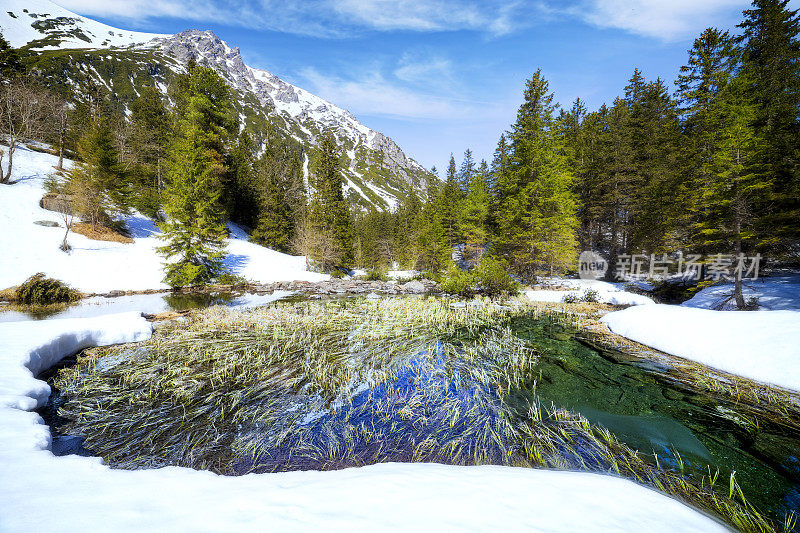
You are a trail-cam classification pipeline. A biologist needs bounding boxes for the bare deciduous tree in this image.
[44,92,71,171]
[292,220,341,272]
[0,79,50,183]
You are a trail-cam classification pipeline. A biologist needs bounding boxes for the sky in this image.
[56,0,800,175]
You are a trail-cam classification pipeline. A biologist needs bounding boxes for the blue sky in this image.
[58,0,800,174]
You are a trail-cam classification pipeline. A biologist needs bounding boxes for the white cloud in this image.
[573,0,749,41]
[60,0,795,40]
[56,0,539,37]
[394,52,454,87]
[299,67,467,119]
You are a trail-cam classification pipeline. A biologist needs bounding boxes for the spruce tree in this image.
[738,0,800,250]
[129,85,170,216]
[0,32,22,78]
[440,154,462,246]
[158,64,236,287]
[308,131,354,269]
[460,159,490,260]
[458,148,476,193]
[67,112,129,227]
[250,144,298,253]
[497,70,579,278]
[414,185,450,273]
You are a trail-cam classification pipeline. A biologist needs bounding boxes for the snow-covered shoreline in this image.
[0,312,726,532]
[602,305,800,392]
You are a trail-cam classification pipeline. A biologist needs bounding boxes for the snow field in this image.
[0,147,327,294]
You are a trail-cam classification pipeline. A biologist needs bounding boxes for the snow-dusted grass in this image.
[682,274,800,311]
[0,146,327,293]
[0,311,728,532]
[602,305,800,392]
[526,279,654,306]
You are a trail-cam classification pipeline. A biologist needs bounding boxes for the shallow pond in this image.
[37,298,800,522]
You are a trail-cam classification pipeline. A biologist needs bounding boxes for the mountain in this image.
[1,0,434,211]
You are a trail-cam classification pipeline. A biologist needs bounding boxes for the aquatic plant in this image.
[54,298,783,532]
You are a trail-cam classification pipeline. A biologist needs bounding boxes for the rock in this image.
[105,290,125,298]
[450,302,467,309]
[34,220,60,228]
[401,280,426,294]
[366,292,381,299]
[39,193,73,215]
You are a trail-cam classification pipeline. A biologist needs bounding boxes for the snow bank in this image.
[527,279,654,306]
[682,274,800,311]
[0,147,327,293]
[602,305,800,391]
[0,314,726,532]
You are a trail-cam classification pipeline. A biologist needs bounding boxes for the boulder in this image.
[34,220,60,227]
[401,280,426,294]
[39,193,73,215]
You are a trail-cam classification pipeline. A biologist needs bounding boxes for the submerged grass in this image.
[54,298,785,532]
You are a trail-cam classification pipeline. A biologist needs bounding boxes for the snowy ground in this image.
[0,313,727,532]
[0,147,327,293]
[602,305,800,392]
[682,274,800,311]
[526,279,654,306]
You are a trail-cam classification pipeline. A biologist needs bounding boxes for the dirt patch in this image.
[72,223,134,244]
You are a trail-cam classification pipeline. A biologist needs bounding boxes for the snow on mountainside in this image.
[1,0,165,50]
[0,0,433,211]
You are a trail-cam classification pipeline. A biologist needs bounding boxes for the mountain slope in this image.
[1,0,433,211]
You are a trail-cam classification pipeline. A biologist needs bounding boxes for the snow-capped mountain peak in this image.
[1,1,432,211]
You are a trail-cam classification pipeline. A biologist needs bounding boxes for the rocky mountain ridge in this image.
[1,0,433,211]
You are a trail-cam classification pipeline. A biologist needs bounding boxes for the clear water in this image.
[510,317,800,517]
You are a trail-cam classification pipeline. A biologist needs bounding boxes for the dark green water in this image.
[510,317,800,518]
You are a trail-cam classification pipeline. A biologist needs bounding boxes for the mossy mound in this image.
[15,273,80,305]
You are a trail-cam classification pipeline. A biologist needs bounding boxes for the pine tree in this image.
[249,133,305,252]
[497,70,579,278]
[251,157,294,253]
[675,28,740,256]
[738,0,800,250]
[158,64,236,287]
[694,73,767,307]
[0,32,22,79]
[460,159,490,260]
[307,131,354,269]
[67,112,129,227]
[414,185,450,273]
[129,85,170,217]
[458,148,476,193]
[440,153,462,246]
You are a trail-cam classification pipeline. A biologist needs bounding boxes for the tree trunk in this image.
[57,130,65,171]
[3,142,14,183]
[733,227,746,310]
